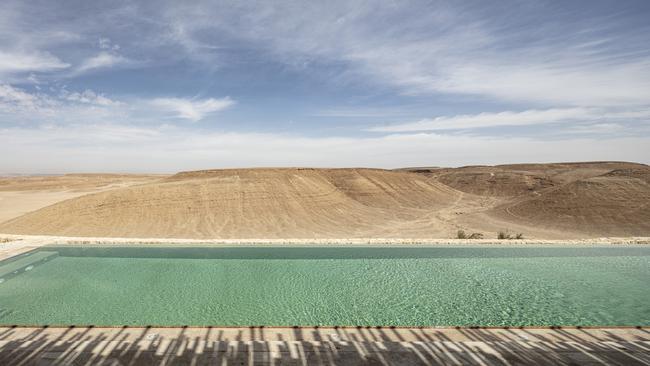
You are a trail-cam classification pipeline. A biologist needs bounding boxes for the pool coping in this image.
[2,233,649,246]
[1,233,648,264]
[0,325,647,330]
[1,233,649,270]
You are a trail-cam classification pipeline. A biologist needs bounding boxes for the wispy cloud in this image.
[0,50,69,75]
[3,1,649,106]
[0,84,128,125]
[98,37,120,51]
[0,2,138,81]
[2,123,648,173]
[432,61,650,106]
[0,84,234,125]
[61,89,122,107]
[75,51,130,74]
[150,97,235,121]
[0,85,119,112]
[0,84,38,109]
[312,107,410,118]
[369,108,650,132]
[158,1,650,106]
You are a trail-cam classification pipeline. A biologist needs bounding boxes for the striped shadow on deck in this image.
[0,326,648,365]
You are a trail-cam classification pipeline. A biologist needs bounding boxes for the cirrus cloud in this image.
[0,50,69,76]
[369,107,650,132]
[149,97,235,121]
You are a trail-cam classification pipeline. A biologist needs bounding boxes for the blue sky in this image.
[1,0,649,173]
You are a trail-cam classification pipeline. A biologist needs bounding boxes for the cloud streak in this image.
[62,89,122,107]
[0,85,234,125]
[150,97,235,121]
[75,52,129,73]
[0,84,125,122]
[158,1,650,106]
[370,107,650,132]
[1,123,648,174]
[0,50,69,76]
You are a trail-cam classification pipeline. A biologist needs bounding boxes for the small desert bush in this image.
[457,230,484,239]
[497,231,524,240]
[0,238,13,243]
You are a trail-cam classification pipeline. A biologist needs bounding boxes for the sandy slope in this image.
[0,163,648,239]
[489,168,650,236]
[0,169,459,238]
[0,174,164,223]
[0,174,163,192]
[409,161,646,197]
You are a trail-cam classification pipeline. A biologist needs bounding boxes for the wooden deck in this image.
[0,326,648,365]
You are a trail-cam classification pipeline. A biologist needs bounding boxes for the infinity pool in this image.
[0,245,648,326]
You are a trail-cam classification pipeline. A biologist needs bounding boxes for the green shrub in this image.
[456,230,467,239]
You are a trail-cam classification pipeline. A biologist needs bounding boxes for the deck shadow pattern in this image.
[0,326,649,365]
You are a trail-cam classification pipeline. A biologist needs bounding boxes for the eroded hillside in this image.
[1,163,648,239]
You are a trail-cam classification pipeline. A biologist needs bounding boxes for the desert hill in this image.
[0,168,460,238]
[0,173,162,192]
[0,174,162,223]
[405,161,646,197]
[0,163,648,239]
[488,167,650,236]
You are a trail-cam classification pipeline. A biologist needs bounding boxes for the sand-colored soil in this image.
[0,163,648,239]
[489,168,650,236]
[0,174,163,192]
[0,174,163,223]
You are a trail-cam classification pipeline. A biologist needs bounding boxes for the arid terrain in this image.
[0,174,163,223]
[1,162,649,239]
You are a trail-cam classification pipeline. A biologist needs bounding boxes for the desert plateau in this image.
[1,161,648,240]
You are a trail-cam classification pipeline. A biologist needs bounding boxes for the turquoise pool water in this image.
[0,245,648,326]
